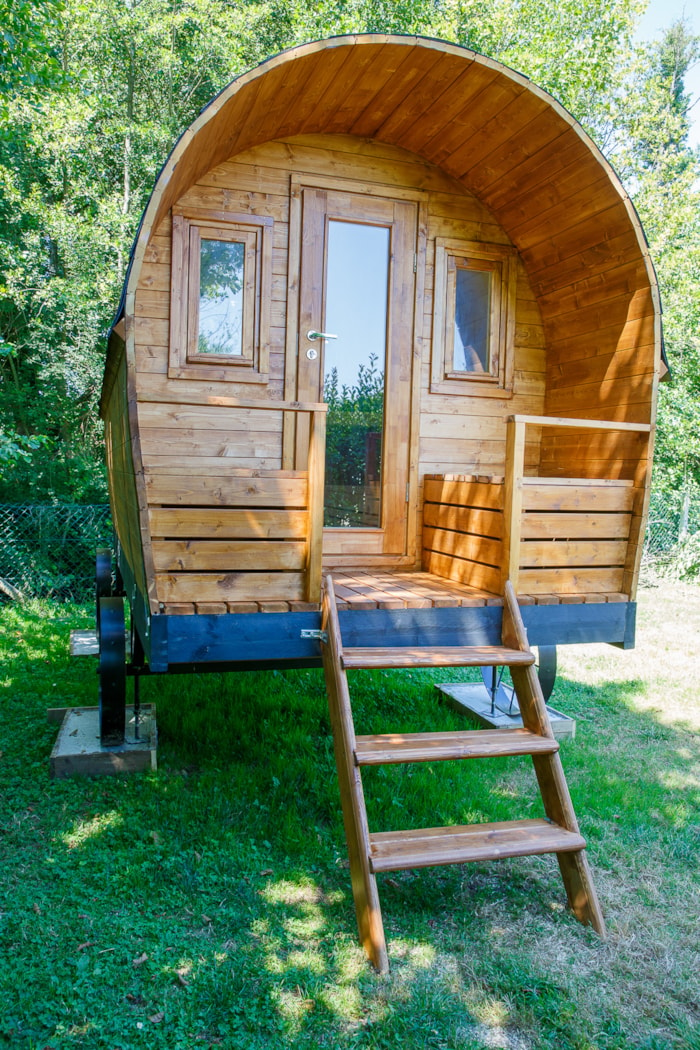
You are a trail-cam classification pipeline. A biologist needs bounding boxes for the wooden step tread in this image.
[368,819,585,872]
[354,728,558,765]
[341,645,535,669]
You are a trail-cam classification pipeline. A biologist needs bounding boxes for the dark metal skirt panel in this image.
[140,601,636,673]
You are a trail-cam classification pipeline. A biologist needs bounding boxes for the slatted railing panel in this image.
[517,478,633,594]
[421,474,504,595]
[145,402,326,608]
[150,467,310,604]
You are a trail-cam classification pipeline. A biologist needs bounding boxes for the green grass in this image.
[0,584,699,1050]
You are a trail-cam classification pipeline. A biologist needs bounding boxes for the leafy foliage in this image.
[0,1,697,502]
[616,20,700,501]
[324,355,384,526]
[664,532,700,581]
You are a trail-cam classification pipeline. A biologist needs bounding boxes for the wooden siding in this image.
[150,466,310,604]
[422,475,505,594]
[106,37,660,609]
[423,471,635,600]
[102,338,149,604]
[133,135,547,603]
[119,37,658,435]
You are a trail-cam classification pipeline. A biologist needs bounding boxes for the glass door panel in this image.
[323,220,390,528]
[295,186,417,559]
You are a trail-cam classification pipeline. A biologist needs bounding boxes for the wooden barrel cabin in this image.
[102,33,661,672]
[98,34,662,966]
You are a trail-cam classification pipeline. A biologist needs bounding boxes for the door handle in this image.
[307,330,338,340]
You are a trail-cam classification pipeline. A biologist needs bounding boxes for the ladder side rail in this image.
[321,575,389,972]
[501,580,552,739]
[503,581,607,935]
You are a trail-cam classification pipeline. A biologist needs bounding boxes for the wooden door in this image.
[296,187,417,560]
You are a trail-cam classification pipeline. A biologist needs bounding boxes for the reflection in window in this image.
[323,220,389,529]
[197,239,244,355]
[454,266,491,373]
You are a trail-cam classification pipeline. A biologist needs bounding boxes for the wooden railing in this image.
[144,392,327,605]
[422,474,505,593]
[504,415,652,596]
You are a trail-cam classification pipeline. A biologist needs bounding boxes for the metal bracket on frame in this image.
[300,629,328,643]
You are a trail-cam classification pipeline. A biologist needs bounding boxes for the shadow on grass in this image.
[0,603,698,1049]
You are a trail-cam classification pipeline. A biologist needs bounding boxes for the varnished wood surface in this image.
[114,36,658,426]
[156,570,306,603]
[501,580,606,934]
[105,36,658,612]
[321,574,389,973]
[342,645,535,669]
[150,508,307,539]
[422,473,505,595]
[102,340,149,604]
[157,565,630,615]
[354,728,559,765]
[368,819,586,872]
[318,571,604,963]
[151,539,306,572]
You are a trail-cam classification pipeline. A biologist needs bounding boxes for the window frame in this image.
[169,207,272,383]
[431,238,517,397]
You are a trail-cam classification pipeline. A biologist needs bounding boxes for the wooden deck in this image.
[161,569,629,615]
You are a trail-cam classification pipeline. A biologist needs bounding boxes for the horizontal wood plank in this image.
[152,539,306,572]
[520,511,632,540]
[342,646,534,669]
[145,473,308,507]
[139,428,283,461]
[139,403,285,431]
[143,459,303,477]
[517,567,624,594]
[422,501,504,538]
[519,539,627,568]
[421,549,503,594]
[155,571,305,602]
[423,526,503,566]
[355,728,558,764]
[150,507,307,539]
[423,478,504,510]
[511,414,651,434]
[521,481,635,513]
[369,818,585,871]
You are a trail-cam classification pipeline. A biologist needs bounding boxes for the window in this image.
[169,208,272,382]
[431,238,517,396]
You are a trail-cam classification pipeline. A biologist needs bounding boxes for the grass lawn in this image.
[0,581,698,1049]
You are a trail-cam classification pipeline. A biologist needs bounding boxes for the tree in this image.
[614,21,700,504]
[0,0,695,504]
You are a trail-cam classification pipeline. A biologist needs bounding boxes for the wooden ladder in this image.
[320,574,606,973]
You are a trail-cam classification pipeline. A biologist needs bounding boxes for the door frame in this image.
[284,173,427,567]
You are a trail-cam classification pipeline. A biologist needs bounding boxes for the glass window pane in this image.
[198,238,244,355]
[454,266,491,372]
[323,220,389,528]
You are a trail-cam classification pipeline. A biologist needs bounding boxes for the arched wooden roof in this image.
[119,33,661,384]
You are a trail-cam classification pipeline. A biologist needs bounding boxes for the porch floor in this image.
[162,569,629,615]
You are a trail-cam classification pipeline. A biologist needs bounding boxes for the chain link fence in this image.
[0,494,699,601]
[643,490,700,578]
[0,504,112,601]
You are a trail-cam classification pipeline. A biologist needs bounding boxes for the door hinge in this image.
[413,252,417,273]
[406,482,410,503]
[300,629,328,643]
